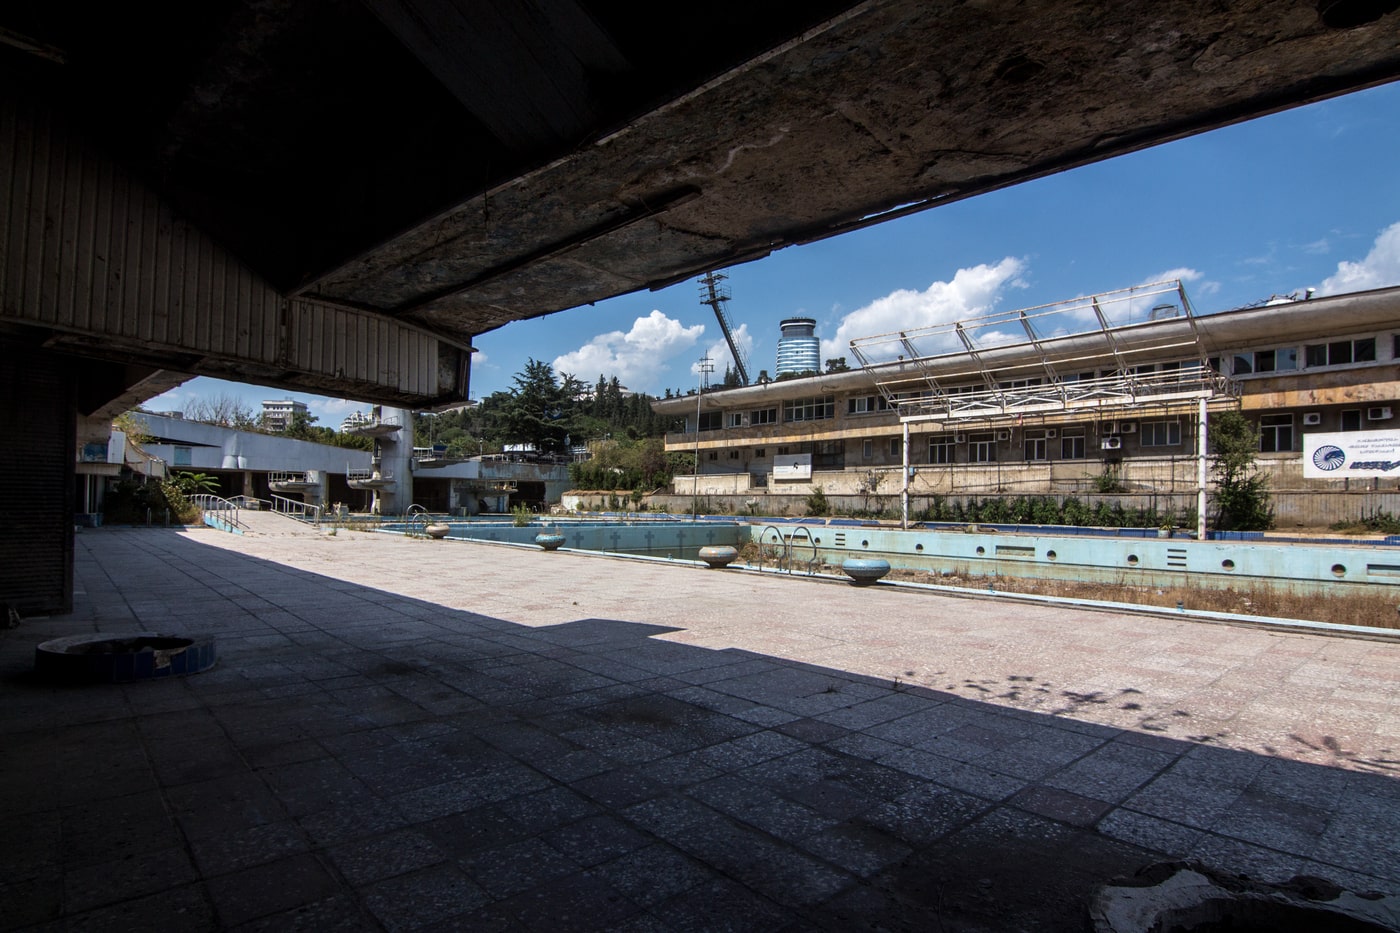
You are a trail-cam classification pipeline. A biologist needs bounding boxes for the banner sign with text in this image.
[1303,429,1400,479]
[773,453,813,481]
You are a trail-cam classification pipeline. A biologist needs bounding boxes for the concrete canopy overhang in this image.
[3,1,1400,405]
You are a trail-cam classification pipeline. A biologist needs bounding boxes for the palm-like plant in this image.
[171,472,219,496]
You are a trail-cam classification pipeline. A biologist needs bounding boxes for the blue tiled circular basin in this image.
[841,557,890,585]
[535,532,566,551]
[35,633,217,683]
[697,545,738,568]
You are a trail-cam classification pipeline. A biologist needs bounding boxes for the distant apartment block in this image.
[261,398,308,432]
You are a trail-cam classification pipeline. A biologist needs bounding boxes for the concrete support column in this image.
[1197,398,1209,540]
[901,422,911,530]
[378,406,415,515]
[0,340,76,614]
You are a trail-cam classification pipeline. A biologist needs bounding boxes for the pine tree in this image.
[501,359,575,454]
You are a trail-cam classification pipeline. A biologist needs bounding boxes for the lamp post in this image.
[692,355,713,522]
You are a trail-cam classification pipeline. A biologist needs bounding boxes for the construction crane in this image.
[697,270,749,385]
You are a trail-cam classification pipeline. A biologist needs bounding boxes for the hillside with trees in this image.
[412,360,689,491]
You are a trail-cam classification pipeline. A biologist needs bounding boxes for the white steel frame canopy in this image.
[847,281,1238,538]
[848,281,1233,424]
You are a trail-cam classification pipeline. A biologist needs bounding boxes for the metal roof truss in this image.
[848,280,1235,426]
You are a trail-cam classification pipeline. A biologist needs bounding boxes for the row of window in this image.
[697,334,1396,432]
[1230,337,1383,375]
[700,398,834,430]
[709,408,1384,463]
[706,422,1191,466]
[703,394,870,430]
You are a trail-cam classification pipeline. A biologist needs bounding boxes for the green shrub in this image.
[1333,509,1400,534]
[103,479,199,525]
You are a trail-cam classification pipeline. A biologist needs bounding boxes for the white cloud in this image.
[313,397,362,420]
[695,323,754,382]
[552,310,705,391]
[1142,267,1216,298]
[1317,221,1400,296]
[1149,267,1202,288]
[821,257,1028,362]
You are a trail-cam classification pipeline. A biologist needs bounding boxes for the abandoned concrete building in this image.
[652,282,1400,526]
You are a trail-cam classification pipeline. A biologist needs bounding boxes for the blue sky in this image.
[149,81,1400,425]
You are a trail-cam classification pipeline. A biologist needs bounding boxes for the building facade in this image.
[651,284,1400,525]
[261,398,309,432]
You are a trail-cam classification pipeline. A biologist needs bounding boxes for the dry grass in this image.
[737,539,1400,630]
[882,568,1400,631]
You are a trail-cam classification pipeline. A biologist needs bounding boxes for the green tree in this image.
[283,409,320,440]
[171,471,219,495]
[114,411,154,446]
[1209,410,1273,531]
[825,357,850,373]
[501,359,580,454]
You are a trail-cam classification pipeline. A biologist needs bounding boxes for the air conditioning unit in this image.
[1101,437,1122,450]
[1368,406,1393,421]
[995,430,1011,441]
[1302,412,1322,426]
[1045,428,1057,439]
[953,434,966,443]
[1118,421,1137,434]
[1103,421,1119,434]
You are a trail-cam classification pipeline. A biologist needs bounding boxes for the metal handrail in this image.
[754,524,822,575]
[761,523,817,574]
[347,469,394,482]
[404,503,430,538]
[270,494,323,524]
[226,495,266,510]
[787,525,821,574]
[756,525,785,571]
[190,493,244,533]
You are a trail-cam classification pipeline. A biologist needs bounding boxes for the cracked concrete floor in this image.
[2,526,1397,931]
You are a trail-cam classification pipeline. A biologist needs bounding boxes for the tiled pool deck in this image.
[2,524,1398,931]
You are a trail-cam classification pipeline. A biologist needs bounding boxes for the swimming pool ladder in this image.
[757,524,821,575]
[404,504,430,538]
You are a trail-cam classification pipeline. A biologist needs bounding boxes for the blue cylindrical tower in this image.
[776,317,820,375]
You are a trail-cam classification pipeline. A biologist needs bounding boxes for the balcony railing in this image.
[897,365,1234,424]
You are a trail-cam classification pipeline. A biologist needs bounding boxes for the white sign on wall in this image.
[1303,429,1400,479]
[773,453,812,481]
